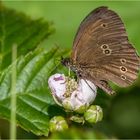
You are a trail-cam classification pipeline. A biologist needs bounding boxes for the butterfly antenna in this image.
[50,61,62,76]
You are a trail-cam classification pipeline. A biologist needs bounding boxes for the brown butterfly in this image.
[61,6,140,95]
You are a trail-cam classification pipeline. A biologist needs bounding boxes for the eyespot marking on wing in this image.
[120,66,127,73]
[103,49,112,55]
[101,23,107,28]
[120,58,126,64]
[101,44,109,49]
[121,75,126,80]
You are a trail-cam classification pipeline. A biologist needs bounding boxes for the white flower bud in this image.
[48,73,97,112]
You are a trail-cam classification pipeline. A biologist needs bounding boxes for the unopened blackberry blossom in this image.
[49,116,68,132]
[48,73,97,113]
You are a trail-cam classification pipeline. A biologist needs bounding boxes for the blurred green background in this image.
[1,0,140,139]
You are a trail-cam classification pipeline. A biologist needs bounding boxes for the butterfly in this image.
[61,6,140,95]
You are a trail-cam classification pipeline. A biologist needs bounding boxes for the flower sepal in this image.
[84,105,103,123]
[49,116,68,132]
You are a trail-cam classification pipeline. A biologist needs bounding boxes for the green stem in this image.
[10,44,17,140]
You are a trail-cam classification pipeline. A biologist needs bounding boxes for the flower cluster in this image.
[48,73,97,113]
[48,73,103,132]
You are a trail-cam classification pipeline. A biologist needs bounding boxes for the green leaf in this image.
[0,47,68,136]
[0,5,54,70]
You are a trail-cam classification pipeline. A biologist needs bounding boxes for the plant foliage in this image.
[0,5,54,70]
[0,5,68,136]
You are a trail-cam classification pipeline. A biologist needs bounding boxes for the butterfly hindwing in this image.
[71,6,139,89]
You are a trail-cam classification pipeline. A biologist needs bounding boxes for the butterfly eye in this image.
[77,71,82,77]
[121,75,126,80]
[120,66,127,73]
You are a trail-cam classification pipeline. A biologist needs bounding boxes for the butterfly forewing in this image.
[71,6,139,89]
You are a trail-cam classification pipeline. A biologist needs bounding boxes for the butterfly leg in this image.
[97,80,115,95]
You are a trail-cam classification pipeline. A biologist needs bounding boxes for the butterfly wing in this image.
[71,6,139,88]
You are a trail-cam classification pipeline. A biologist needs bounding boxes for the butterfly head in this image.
[61,57,83,78]
[61,57,71,67]
[61,57,76,70]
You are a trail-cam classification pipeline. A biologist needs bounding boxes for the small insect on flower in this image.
[48,73,97,113]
